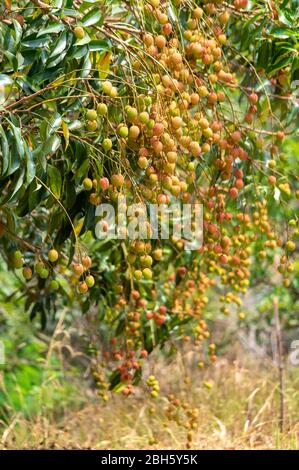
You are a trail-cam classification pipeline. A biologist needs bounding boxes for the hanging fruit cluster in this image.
[0,0,297,396]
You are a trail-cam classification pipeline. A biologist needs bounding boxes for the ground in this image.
[1,352,298,450]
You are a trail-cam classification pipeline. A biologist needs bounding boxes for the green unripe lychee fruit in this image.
[286,240,296,251]
[48,249,59,263]
[86,109,97,121]
[134,269,143,281]
[83,177,93,191]
[86,120,98,132]
[102,138,112,152]
[74,26,85,40]
[85,275,95,288]
[50,279,59,290]
[97,103,108,116]
[109,87,118,98]
[126,106,138,121]
[118,126,129,138]
[188,162,195,171]
[39,268,49,279]
[287,264,295,273]
[102,81,112,95]
[140,255,153,267]
[139,111,150,124]
[142,268,153,280]
[14,250,23,260]
[35,261,44,274]
[147,375,155,384]
[203,127,213,138]
[149,0,160,7]
[147,119,155,130]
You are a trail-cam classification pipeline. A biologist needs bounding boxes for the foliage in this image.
[0,265,85,421]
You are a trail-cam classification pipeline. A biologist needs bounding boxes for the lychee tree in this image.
[0,0,298,394]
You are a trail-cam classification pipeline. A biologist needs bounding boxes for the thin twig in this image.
[273,297,285,434]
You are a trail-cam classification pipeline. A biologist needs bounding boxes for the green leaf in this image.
[4,29,16,54]
[70,45,89,59]
[43,134,61,155]
[270,27,294,39]
[6,140,20,177]
[64,8,81,17]
[81,9,102,27]
[266,54,293,75]
[46,51,67,68]
[0,74,14,107]
[52,0,64,8]
[0,74,13,87]
[109,370,122,391]
[89,39,110,52]
[291,55,299,80]
[74,32,91,46]
[257,41,271,69]
[3,50,18,71]
[75,159,89,181]
[9,121,24,159]
[0,124,9,176]
[46,113,62,137]
[0,168,25,205]
[62,120,69,150]
[49,32,68,58]
[24,142,35,184]
[47,164,62,199]
[13,19,23,44]
[80,53,92,78]
[15,75,39,94]
[37,23,65,37]
[22,37,49,49]
[64,179,76,209]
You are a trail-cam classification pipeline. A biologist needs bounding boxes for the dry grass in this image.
[1,353,299,450]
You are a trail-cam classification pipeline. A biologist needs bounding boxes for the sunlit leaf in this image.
[96,50,111,79]
[47,164,62,199]
[62,120,70,150]
[81,9,102,27]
